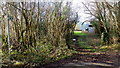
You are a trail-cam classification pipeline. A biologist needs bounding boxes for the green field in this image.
[74,31,87,36]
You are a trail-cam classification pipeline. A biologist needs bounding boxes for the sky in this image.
[71,0,94,22]
[2,0,119,2]
[72,0,119,22]
[71,0,119,22]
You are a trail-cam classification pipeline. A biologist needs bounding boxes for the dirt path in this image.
[43,35,120,68]
[43,53,119,68]
[1,35,120,68]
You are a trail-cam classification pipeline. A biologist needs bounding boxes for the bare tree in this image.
[83,1,120,45]
[0,2,78,62]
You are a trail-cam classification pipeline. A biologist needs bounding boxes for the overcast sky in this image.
[71,0,94,22]
[71,0,119,22]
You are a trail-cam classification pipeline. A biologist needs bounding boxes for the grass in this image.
[74,32,98,52]
[100,44,120,51]
[0,38,1,42]
[74,31,88,36]
[0,35,1,42]
[78,42,92,48]
[78,42,96,52]
[0,49,3,63]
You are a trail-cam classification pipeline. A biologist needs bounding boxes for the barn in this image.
[75,21,95,33]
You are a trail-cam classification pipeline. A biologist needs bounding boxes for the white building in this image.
[75,22,95,33]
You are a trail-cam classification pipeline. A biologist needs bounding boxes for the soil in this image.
[43,35,120,68]
[43,50,120,68]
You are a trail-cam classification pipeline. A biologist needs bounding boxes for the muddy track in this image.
[43,53,120,68]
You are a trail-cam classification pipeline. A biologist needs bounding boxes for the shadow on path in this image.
[44,53,120,68]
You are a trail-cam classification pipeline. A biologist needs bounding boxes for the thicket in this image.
[0,2,78,64]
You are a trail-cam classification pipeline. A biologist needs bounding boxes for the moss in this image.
[100,44,120,51]
[13,61,25,65]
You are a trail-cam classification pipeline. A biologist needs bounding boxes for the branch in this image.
[82,2,98,18]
